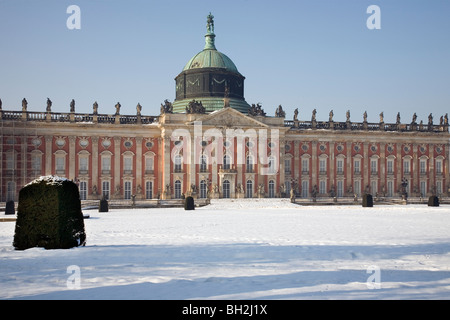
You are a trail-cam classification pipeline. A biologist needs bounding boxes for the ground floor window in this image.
[337,180,344,198]
[223,180,230,198]
[79,181,87,200]
[301,180,309,198]
[102,181,110,200]
[246,180,253,198]
[124,181,132,200]
[200,180,207,198]
[387,180,394,197]
[268,180,275,198]
[420,181,427,198]
[146,181,153,199]
[175,180,182,199]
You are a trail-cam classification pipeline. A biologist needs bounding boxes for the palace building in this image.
[1,13,449,203]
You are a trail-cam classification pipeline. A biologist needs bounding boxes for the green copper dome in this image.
[182,49,239,74]
[173,13,250,114]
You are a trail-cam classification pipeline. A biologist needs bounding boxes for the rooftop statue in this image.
[115,102,121,115]
[22,98,28,112]
[206,12,214,33]
[46,98,52,112]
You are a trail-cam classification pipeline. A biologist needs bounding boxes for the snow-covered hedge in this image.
[13,176,86,250]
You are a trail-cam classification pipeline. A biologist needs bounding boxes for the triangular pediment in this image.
[189,107,268,128]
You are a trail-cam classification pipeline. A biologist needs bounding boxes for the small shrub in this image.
[362,193,373,207]
[428,196,439,207]
[99,198,109,212]
[5,200,15,215]
[184,196,195,210]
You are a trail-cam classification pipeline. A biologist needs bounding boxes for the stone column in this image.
[162,135,171,199]
[91,137,99,200]
[412,144,418,196]
[135,137,143,199]
[68,136,76,180]
[396,143,402,193]
[279,139,285,197]
[113,137,121,199]
[329,141,335,191]
[429,144,435,195]
[363,142,369,192]
[294,140,300,179]
[311,141,317,189]
[45,136,53,175]
[346,142,352,195]
[21,136,27,186]
[380,142,386,195]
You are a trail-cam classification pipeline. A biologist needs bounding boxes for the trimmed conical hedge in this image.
[428,196,439,207]
[362,193,373,207]
[13,176,86,250]
[184,196,195,210]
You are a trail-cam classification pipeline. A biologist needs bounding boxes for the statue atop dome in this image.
[206,12,214,34]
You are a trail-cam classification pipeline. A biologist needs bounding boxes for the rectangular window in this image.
[319,180,326,194]
[420,160,426,174]
[124,181,132,200]
[102,157,111,173]
[354,160,360,174]
[284,158,291,173]
[420,181,427,197]
[387,159,394,174]
[354,180,361,197]
[302,159,309,174]
[146,157,154,173]
[387,181,393,197]
[79,157,88,173]
[336,159,344,174]
[102,181,110,200]
[31,155,41,173]
[79,181,87,200]
[124,157,132,173]
[200,180,207,199]
[6,153,14,171]
[146,181,153,199]
[371,180,377,195]
[301,180,309,198]
[56,157,65,173]
[403,160,410,174]
[436,181,443,196]
[337,180,343,198]
[436,160,442,174]
[371,159,377,174]
[319,159,326,174]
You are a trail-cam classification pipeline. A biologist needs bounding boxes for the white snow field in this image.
[1,199,450,300]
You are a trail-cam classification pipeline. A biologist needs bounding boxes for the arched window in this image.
[174,180,182,199]
[200,180,207,198]
[223,180,230,198]
[246,180,253,198]
[269,180,275,198]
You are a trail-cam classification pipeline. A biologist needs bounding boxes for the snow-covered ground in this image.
[1,199,450,300]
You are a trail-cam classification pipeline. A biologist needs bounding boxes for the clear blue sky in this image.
[1,0,449,123]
